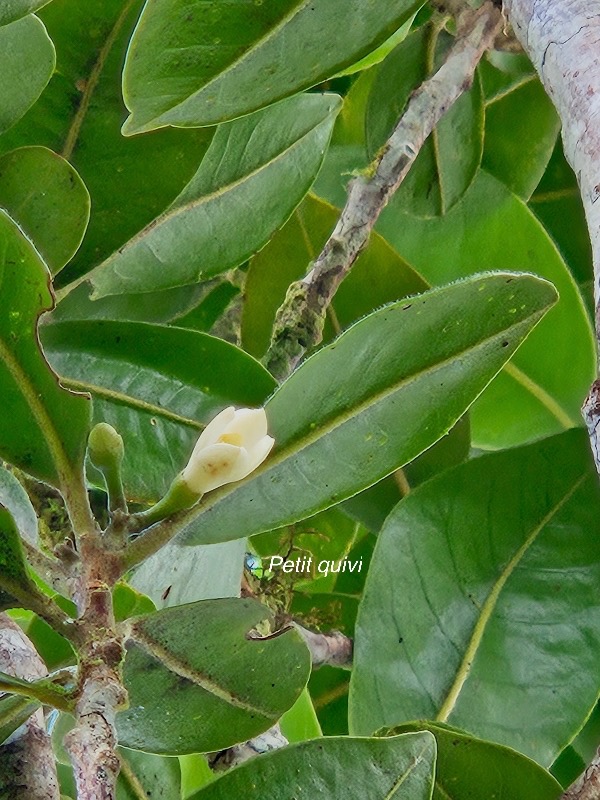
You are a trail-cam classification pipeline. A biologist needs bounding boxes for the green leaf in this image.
[0,0,213,287]
[117,598,311,754]
[350,430,600,766]
[41,320,275,502]
[0,1,52,26]
[0,15,55,135]
[0,466,38,547]
[181,272,557,546]
[483,77,560,199]
[0,693,39,745]
[0,506,39,610]
[242,193,428,358]
[188,732,436,800]
[121,0,422,134]
[112,583,155,623]
[385,722,562,800]
[0,211,90,487]
[377,171,595,448]
[279,688,322,743]
[0,147,90,273]
[89,94,341,298]
[118,748,181,800]
[366,25,483,216]
[334,13,418,77]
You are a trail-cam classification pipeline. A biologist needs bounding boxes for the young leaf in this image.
[366,25,483,217]
[187,732,436,800]
[0,15,55,135]
[350,430,600,767]
[89,94,341,298]
[378,171,595,448]
[0,0,213,286]
[0,211,90,488]
[41,321,276,502]
[384,722,562,800]
[179,272,557,546]
[121,0,423,133]
[0,1,52,27]
[117,598,311,754]
[0,147,90,273]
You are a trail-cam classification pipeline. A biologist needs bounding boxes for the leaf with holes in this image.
[0,211,90,487]
[41,320,275,502]
[0,147,90,273]
[169,272,557,549]
[121,0,423,133]
[188,732,436,800]
[117,598,311,754]
[89,93,341,298]
[350,430,600,766]
[0,15,55,135]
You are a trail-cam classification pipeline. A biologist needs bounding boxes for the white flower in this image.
[181,406,275,494]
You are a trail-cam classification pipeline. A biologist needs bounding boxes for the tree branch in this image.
[0,615,59,800]
[263,0,503,381]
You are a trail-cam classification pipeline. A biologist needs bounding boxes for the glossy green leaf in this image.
[0,1,51,26]
[122,0,422,133]
[350,430,600,766]
[242,193,428,358]
[0,466,38,547]
[112,583,155,623]
[366,25,483,216]
[0,211,90,487]
[189,732,436,800]
[483,77,560,199]
[41,320,276,502]
[0,15,55,135]
[377,171,595,448]
[118,748,181,800]
[90,94,341,298]
[181,272,557,546]
[0,147,90,273]
[279,688,322,743]
[334,13,418,77]
[385,723,562,800]
[117,598,311,754]
[0,0,213,288]
[0,506,38,610]
[0,694,39,745]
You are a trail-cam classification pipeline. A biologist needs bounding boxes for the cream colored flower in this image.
[181,407,274,494]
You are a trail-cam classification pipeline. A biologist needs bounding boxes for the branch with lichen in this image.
[263,0,503,381]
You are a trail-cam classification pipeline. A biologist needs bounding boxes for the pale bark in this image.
[0,615,59,800]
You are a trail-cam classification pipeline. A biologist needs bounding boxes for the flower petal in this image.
[223,408,268,449]
[182,441,241,493]
[194,406,235,452]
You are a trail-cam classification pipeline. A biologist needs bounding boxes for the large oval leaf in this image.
[176,272,557,547]
[89,94,341,298]
[350,430,600,766]
[117,598,311,754]
[0,0,213,287]
[366,25,483,217]
[0,1,51,27]
[189,732,436,800]
[41,320,276,502]
[377,171,595,448]
[0,147,90,273]
[122,0,423,134]
[0,15,55,135]
[386,723,562,800]
[0,211,90,487]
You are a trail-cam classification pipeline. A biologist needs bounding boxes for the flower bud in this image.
[181,407,274,494]
[88,423,124,471]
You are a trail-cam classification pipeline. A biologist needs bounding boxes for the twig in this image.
[209,724,289,772]
[294,624,353,670]
[0,615,60,800]
[263,1,503,381]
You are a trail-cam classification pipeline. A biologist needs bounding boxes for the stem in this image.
[263,1,503,381]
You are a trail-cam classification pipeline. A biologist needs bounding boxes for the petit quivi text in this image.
[267,555,363,578]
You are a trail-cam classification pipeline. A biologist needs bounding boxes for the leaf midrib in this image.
[436,472,588,722]
[131,626,278,718]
